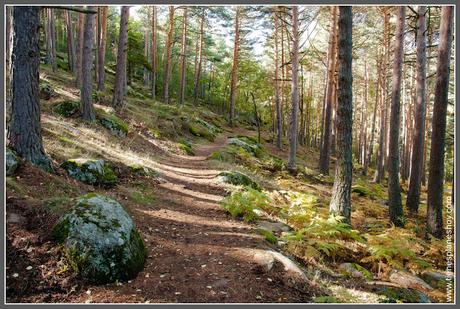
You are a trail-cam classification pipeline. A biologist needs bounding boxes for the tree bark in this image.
[45,8,57,72]
[374,10,390,183]
[179,7,188,105]
[318,6,338,175]
[387,6,405,227]
[75,9,85,87]
[9,7,52,171]
[422,26,433,186]
[112,6,130,109]
[274,10,282,149]
[65,10,76,72]
[80,6,96,122]
[329,6,353,224]
[194,8,205,104]
[427,6,454,239]
[151,6,157,99]
[228,7,241,127]
[287,6,300,171]
[163,6,174,104]
[406,7,427,215]
[97,6,108,91]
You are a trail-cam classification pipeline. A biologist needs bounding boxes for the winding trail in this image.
[75,129,314,303]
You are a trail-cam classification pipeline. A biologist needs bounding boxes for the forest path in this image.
[75,127,314,303]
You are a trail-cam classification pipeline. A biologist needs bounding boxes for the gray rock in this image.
[217,171,260,190]
[6,148,19,176]
[389,269,433,291]
[60,158,117,186]
[257,220,291,233]
[338,263,373,279]
[420,271,450,289]
[52,193,146,283]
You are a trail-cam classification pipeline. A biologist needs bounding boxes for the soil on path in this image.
[7,128,316,303]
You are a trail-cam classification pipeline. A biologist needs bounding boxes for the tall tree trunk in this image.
[163,6,174,104]
[143,26,150,86]
[45,8,57,72]
[387,6,405,227]
[151,6,157,99]
[9,7,52,172]
[407,6,427,217]
[6,6,13,128]
[65,10,76,72]
[179,7,188,105]
[329,6,353,224]
[194,8,205,104]
[318,6,338,175]
[422,26,433,186]
[112,6,130,109]
[427,6,454,239]
[287,6,300,171]
[75,9,85,87]
[374,10,390,183]
[97,6,108,91]
[228,7,241,127]
[274,10,282,149]
[81,7,96,122]
[364,57,381,175]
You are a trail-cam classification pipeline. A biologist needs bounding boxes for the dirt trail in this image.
[70,129,314,303]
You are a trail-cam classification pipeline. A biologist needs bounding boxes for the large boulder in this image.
[52,193,146,283]
[6,148,19,176]
[217,171,260,190]
[227,136,263,157]
[61,158,117,186]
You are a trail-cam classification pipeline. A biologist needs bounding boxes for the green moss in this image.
[314,296,342,303]
[52,101,80,117]
[61,159,118,186]
[52,216,71,243]
[227,136,263,157]
[128,164,158,177]
[377,287,431,303]
[352,185,374,198]
[43,196,75,216]
[187,120,216,141]
[129,189,155,205]
[217,171,260,190]
[257,229,278,245]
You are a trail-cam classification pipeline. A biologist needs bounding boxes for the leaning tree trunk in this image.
[287,6,300,172]
[80,7,96,121]
[9,7,52,172]
[387,6,405,227]
[427,6,454,239]
[65,10,76,72]
[318,6,338,175]
[75,9,85,87]
[163,6,174,104]
[151,6,157,99]
[112,6,130,109]
[406,6,427,215]
[179,7,188,105]
[329,6,353,224]
[97,6,108,91]
[274,10,282,149]
[228,7,241,127]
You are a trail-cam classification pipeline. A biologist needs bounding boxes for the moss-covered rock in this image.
[6,148,19,176]
[227,136,263,157]
[339,262,373,280]
[178,141,194,156]
[217,171,260,190]
[52,193,147,283]
[187,119,218,141]
[377,287,431,303]
[128,164,158,177]
[97,113,129,138]
[53,100,80,117]
[351,185,374,197]
[40,82,54,100]
[61,158,117,186]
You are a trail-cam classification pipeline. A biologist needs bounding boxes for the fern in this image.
[220,187,271,222]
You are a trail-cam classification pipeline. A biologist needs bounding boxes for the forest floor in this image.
[6,64,453,303]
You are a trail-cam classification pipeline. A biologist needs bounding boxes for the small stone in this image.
[12,273,19,278]
[201,264,207,268]
[26,266,33,271]
[267,278,272,282]
[86,290,91,295]
[206,286,212,289]
[175,292,181,295]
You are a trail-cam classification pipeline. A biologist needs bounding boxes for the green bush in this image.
[220,188,271,222]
